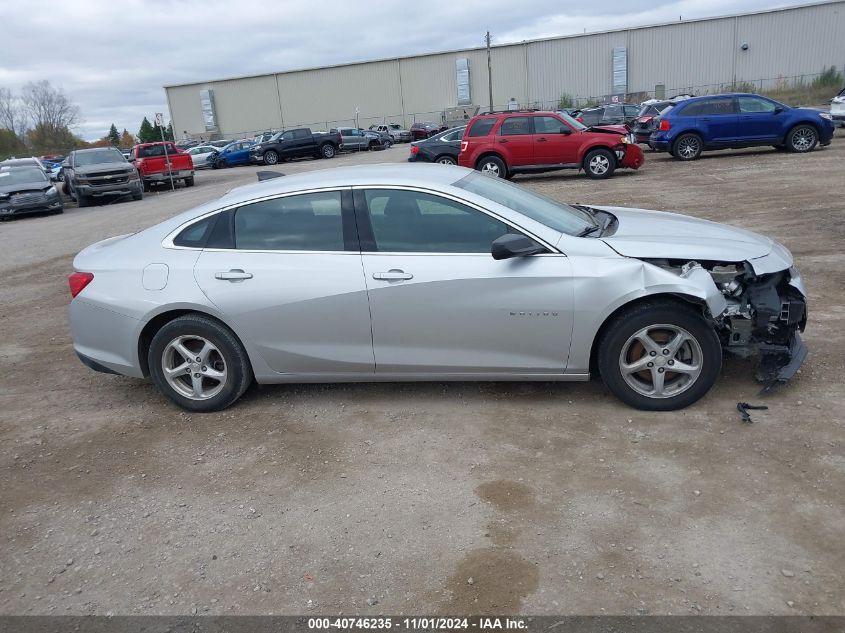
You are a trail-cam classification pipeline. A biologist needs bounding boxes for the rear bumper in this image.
[143,170,193,182]
[70,298,144,378]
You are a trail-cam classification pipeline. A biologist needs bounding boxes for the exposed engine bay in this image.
[641,258,807,393]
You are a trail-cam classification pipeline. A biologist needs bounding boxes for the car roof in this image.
[222,163,467,203]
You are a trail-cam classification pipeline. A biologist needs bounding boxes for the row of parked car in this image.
[405,91,837,180]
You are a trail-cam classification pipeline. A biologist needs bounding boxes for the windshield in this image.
[454,172,595,236]
[75,149,125,166]
[556,112,587,131]
[0,167,48,185]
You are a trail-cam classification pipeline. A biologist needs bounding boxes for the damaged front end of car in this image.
[642,258,808,393]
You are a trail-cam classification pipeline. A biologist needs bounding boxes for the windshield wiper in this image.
[577,224,602,237]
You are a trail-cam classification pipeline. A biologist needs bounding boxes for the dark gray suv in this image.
[63,148,143,207]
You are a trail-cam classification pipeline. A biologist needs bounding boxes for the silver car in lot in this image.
[68,164,807,412]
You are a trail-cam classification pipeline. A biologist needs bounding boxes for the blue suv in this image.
[650,93,834,160]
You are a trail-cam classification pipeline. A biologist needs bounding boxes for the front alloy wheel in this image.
[787,125,818,153]
[263,150,279,165]
[598,301,721,411]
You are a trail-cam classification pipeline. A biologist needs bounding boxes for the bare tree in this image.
[0,87,27,138]
[21,80,81,131]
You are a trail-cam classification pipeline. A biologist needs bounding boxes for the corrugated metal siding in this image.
[735,3,845,82]
[277,59,403,131]
[166,1,845,138]
[627,18,737,94]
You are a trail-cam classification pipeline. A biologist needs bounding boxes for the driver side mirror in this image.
[773,106,784,114]
[559,127,571,134]
[492,233,547,260]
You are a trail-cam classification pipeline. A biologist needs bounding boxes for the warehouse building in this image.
[165,0,845,140]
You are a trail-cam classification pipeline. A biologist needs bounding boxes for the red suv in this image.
[458,110,644,179]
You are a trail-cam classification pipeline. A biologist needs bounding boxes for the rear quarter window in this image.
[467,118,497,137]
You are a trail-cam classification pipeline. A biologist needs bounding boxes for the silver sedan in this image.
[68,164,807,412]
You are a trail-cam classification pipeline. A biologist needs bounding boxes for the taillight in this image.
[460,141,468,153]
[658,119,671,131]
[410,145,419,155]
[576,116,583,123]
[68,272,94,298]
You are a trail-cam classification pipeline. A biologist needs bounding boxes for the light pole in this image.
[486,31,493,113]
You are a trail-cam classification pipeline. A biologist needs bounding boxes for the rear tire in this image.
[672,133,703,160]
[184,176,195,187]
[321,143,336,159]
[597,301,722,411]
[785,124,818,153]
[435,155,457,165]
[476,155,506,178]
[148,314,253,413]
[583,148,616,179]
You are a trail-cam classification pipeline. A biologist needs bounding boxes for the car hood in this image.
[0,181,51,194]
[595,206,775,263]
[74,162,134,175]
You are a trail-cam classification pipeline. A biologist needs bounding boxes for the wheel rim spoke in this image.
[162,335,227,401]
[619,324,703,400]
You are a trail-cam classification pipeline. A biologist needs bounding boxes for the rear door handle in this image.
[215,269,253,281]
[498,138,508,144]
[372,270,413,281]
[536,137,548,142]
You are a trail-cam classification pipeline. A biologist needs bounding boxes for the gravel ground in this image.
[1,140,843,616]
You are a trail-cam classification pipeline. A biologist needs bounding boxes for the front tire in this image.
[476,155,506,178]
[583,148,616,179]
[263,150,279,165]
[77,193,91,208]
[785,124,818,153]
[597,301,722,411]
[148,314,253,412]
[673,133,703,160]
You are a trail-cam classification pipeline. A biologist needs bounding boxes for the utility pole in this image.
[486,31,493,113]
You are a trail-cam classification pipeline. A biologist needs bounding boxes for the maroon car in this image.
[410,121,442,140]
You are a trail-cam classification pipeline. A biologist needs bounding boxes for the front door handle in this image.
[536,137,548,142]
[215,269,253,281]
[372,270,413,281]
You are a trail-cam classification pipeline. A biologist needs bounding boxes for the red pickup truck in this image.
[128,142,195,190]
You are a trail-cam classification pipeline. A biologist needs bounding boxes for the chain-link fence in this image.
[199,67,843,142]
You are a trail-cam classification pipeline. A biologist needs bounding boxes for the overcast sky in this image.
[2,0,797,140]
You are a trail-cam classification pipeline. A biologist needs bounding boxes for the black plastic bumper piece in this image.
[76,351,121,375]
[757,332,808,394]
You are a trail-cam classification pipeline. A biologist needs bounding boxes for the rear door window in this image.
[234,191,345,251]
[498,116,532,136]
[467,118,496,137]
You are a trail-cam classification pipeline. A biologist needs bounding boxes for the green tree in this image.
[26,122,85,154]
[165,122,174,141]
[0,128,28,160]
[558,93,574,109]
[138,117,155,143]
[120,129,135,147]
[107,123,120,146]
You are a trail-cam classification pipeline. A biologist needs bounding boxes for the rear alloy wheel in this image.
[321,144,336,159]
[148,314,253,412]
[598,301,721,411]
[583,148,616,179]
[477,155,506,178]
[263,150,279,165]
[436,155,457,165]
[786,125,818,153]
[673,133,702,160]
